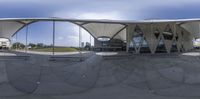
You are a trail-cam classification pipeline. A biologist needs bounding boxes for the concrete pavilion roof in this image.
[0,17,200,41]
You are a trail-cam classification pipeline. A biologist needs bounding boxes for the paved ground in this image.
[14,50,89,55]
[0,51,200,99]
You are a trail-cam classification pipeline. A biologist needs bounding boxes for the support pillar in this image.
[52,21,55,56]
[16,33,18,50]
[90,35,91,51]
[150,23,155,54]
[174,23,180,52]
[126,26,129,52]
[25,25,28,54]
[79,26,82,60]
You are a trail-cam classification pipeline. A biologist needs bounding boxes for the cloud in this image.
[66,35,79,46]
[50,0,200,20]
[57,36,64,40]
[1,0,200,19]
[4,0,200,46]
[54,11,124,19]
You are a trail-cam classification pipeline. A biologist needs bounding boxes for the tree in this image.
[12,42,25,49]
[36,43,44,48]
[28,43,36,49]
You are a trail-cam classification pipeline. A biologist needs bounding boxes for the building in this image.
[94,38,126,51]
[0,18,199,54]
[126,23,193,53]
[0,38,10,50]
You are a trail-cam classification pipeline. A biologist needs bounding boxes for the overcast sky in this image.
[4,0,200,46]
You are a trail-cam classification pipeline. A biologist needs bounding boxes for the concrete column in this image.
[90,35,91,51]
[25,25,28,53]
[79,26,82,60]
[126,26,129,52]
[174,23,180,52]
[150,24,155,54]
[52,21,55,56]
[16,33,18,50]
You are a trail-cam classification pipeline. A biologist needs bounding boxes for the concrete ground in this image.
[0,51,200,99]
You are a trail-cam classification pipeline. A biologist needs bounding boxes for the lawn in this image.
[31,47,78,52]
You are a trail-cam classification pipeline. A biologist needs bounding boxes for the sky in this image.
[1,0,200,46]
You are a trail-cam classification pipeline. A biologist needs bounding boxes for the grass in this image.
[30,47,78,52]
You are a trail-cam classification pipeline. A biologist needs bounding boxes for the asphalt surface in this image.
[0,51,200,99]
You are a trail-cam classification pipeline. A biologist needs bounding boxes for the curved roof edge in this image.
[1,17,200,24]
[0,17,200,40]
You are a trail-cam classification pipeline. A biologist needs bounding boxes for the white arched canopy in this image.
[82,23,126,39]
[181,22,200,38]
[0,21,25,38]
[0,18,200,41]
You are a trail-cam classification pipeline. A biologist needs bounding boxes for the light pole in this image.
[52,21,55,56]
[25,25,29,54]
[79,26,82,61]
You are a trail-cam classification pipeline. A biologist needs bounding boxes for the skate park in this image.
[0,18,200,99]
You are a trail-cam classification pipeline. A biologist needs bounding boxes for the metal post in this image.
[126,26,129,52]
[90,35,91,51]
[16,33,18,50]
[52,21,55,56]
[25,25,28,53]
[79,26,82,60]
[10,38,12,51]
